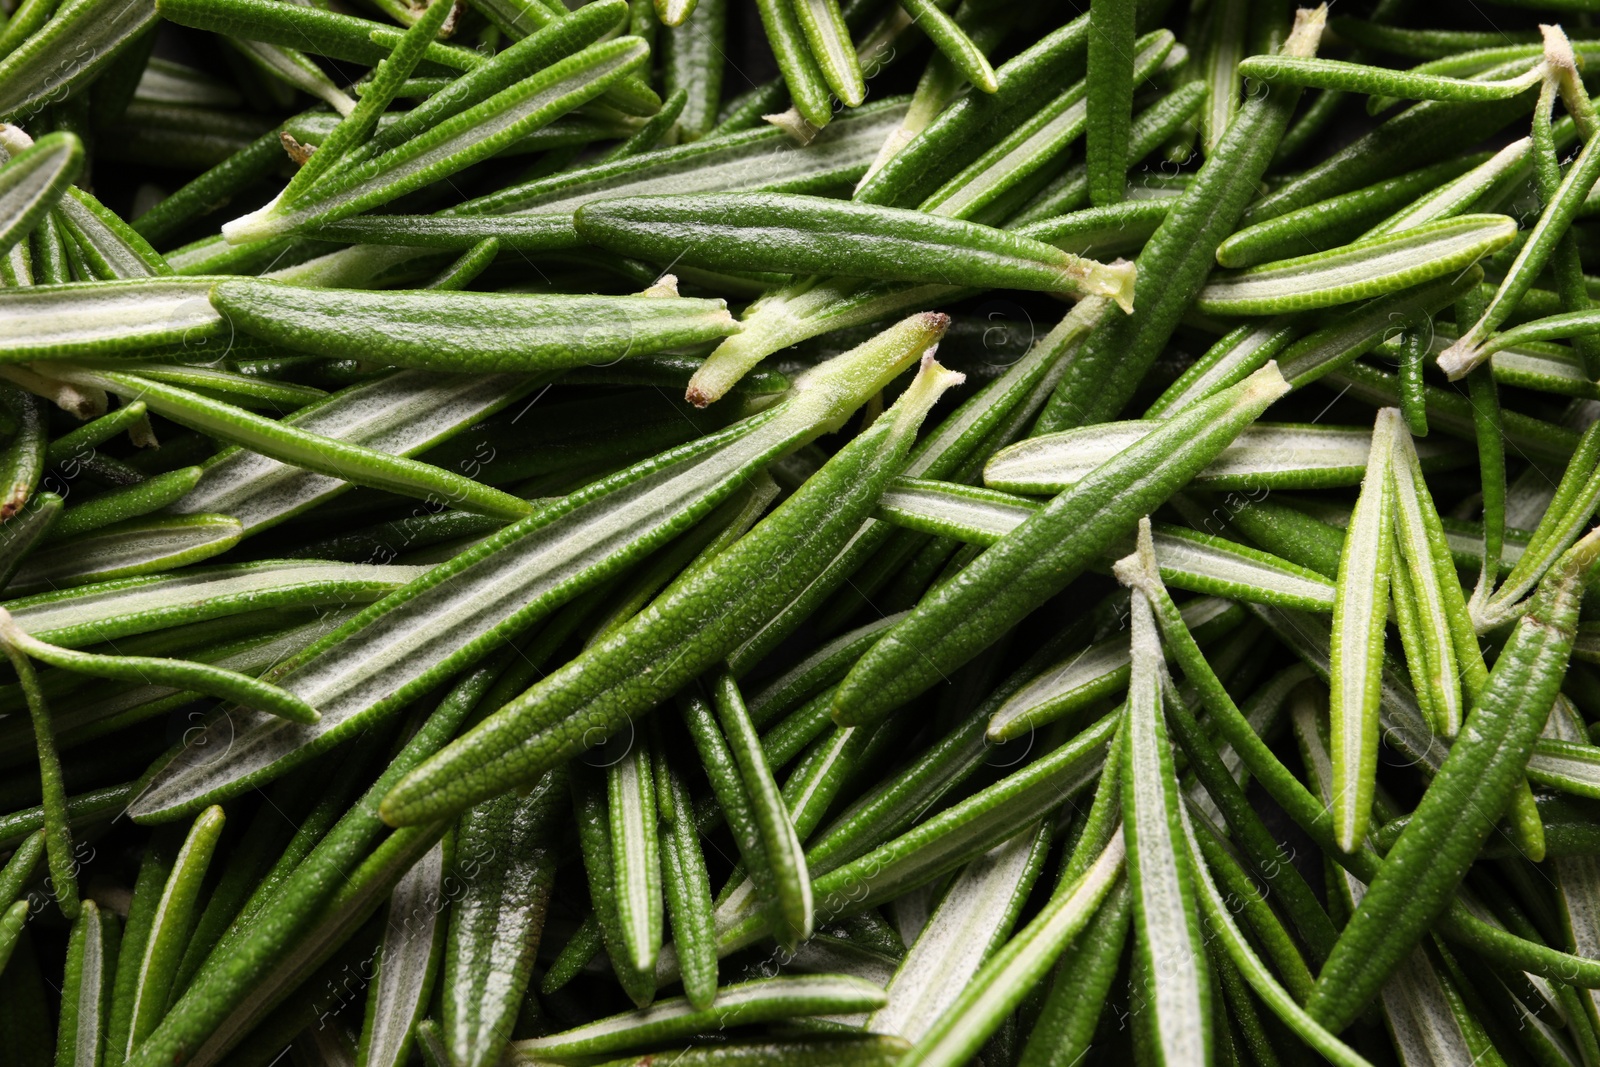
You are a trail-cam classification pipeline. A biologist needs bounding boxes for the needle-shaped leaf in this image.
[752,0,831,127]
[898,830,1127,1067]
[108,838,184,1059]
[869,823,1050,1041]
[0,0,159,122]
[1126,526,1337,611]
[0,133,81,261]
[1526,739,1600,800]
[608,741,663,973]
[1211,154,1487,269]
[987,421,1463,494]
[444,781,562,1067]
[1480,421,1600,628]
[4,560,425,648]
[875,478,1041,544]
[277,0,456,202]
[1196,214,1516,315]
[1194,0,1246,158]
[0,831,43,910]
[875,480,1332,611]
[1017,199,1174,261]
[1179,804,1372,1067]
[833,363,1289,728]
[382,346,963,825]
[0,0,63,69]
[1147,318,1301,417]
[358,839,446,1067]
[230,40,357,117]
[355,0,632,168]
[304,212,613,251]
[0,613,349,755]
[1032,7,1326,434]
[48,367,533,522]
[2,633,77,918]
[0,278,226,359]
[1237,53,1543,103]
[985,598,1237,744]
[458,95,905,228]
[56,184,174,279]
[1389,425,1466,736]
[170,370,543,536]
[0,784,136,852]
[46,403,151,470]
[0,386,45,528]
[210,282,738,373]
[1363,136,1532,238]
[1441,104,1600,378]
[1454,307,1600,376]
[0,607,318,724]
[49,468,203,542]
[1120,563,1210,1066]
[792,0,863,107]
[572,766,655,1007]
[680,687,796,971]
[1363,42,1564,104]
[712,670,813,949]
[894,0,997,97]
[224,37,651,242]
[7,514,244,595]
[127,367,323,413]
[1326,409,1398,852]
[0,491,58,594]
[56,899,114,1067]
[1085,0,1136,205]
[922,31,1175,224]
[657,749,717,1009]
[514,975,888,1058]
[575,192,1136,309]
[135,316,945,821]
[153,0,484,70]
[1308,526,1600,1033]
[121,805,226,1055]
[661,0,725,134]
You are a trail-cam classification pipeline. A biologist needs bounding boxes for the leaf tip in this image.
[1542,23,1579,72]
[763,109,820,146]
[1089,259,1136,314]
[1435,339,1483,380]
[1284,6,1328,58]
[1247,360,1292,402]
